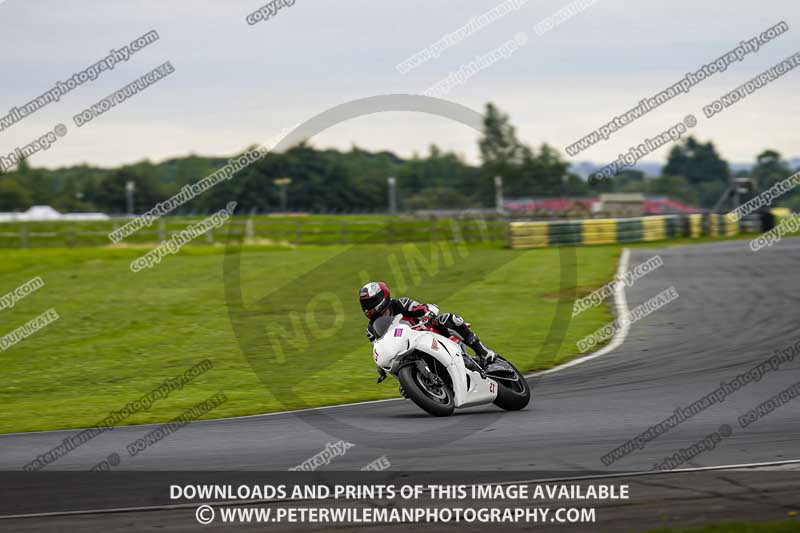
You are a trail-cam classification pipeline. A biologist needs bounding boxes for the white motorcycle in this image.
[371,315,530,417]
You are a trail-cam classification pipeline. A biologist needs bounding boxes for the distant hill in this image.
[569,157,800,180]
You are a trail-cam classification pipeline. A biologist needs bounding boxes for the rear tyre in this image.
[489,358,531,411]
[398,364,454,417]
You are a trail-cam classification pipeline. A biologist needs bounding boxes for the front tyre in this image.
[488,358,531,411]
[398,364,454,417]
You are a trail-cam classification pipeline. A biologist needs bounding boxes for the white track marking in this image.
[2,457,799,520]
[0,398,404,437]
[526,247,631,377]
[5,247,795,522]
[0,249,632,437]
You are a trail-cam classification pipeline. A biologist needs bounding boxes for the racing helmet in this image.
[359,281,391,318]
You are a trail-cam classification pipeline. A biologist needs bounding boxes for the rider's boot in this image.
[446,319,497,368]
[464,331,497,368]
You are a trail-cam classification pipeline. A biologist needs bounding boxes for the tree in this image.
[752,149,792,189]
[479,103,525,199]
[0,178,32,210]
[175,155,217,187]
[613,169,645,191]
[562,173,589,196]
[479,103,525,171]
[12,158,54,204]
[92,164,166,214]
[663,136,730,185]
[515,143,570,197]
[646,175,698,206]
[405,188,478,210]
[479,103,570,198]
[781,194,800,212]
[396,145,483,207]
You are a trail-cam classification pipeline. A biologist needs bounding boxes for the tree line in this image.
[0,103,797,214]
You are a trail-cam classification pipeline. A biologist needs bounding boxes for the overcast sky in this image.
[1,0,798,170]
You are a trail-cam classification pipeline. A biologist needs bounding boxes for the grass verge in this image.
[0,241,618,433]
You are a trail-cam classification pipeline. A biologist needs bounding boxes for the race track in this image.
[1,238,799,529]
[3,238,799,472]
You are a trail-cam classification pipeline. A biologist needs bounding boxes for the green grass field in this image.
[0,215,507,248]
[0,239,619,434]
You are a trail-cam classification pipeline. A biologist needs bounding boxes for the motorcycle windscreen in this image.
[371,315,396,339]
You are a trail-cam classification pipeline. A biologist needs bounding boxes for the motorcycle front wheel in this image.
[398,364,455,417]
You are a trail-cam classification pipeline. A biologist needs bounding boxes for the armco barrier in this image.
[509,214,737,249]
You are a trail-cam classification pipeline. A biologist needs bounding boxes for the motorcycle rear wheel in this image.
[488,357,531,411]
[398,364,455,417]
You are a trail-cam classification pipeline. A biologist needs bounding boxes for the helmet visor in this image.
[360,294,385,313]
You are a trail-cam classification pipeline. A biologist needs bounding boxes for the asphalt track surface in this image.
[2,238,800,530]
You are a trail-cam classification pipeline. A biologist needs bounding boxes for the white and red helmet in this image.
[359,281,391,318]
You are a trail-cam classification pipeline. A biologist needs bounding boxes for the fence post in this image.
[158,219,166,242]
[451,220,463,244]
[463,221,472,242]
[386,220,394,243]
[294,221,302,244]
[206,228,214,244]
[245,219,254,243]
[474,218,490,243]
[66,225,75,247]
[340,221,347,244]
[20,223,28,248]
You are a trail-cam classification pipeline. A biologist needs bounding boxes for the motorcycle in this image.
[371,314,530,417]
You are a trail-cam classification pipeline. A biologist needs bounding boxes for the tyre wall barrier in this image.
[509,214,739,249]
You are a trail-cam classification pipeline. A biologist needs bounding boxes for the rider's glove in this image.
[419,311,437,327]
[376,367,387,383]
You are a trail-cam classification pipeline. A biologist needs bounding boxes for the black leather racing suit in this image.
[365,297,493,361]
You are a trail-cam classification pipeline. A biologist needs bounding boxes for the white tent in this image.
[0,205,109,222]
[22,205,62,220]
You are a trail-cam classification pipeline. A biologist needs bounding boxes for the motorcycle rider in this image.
[359,281,498,384]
